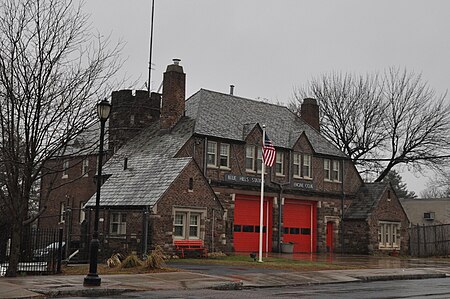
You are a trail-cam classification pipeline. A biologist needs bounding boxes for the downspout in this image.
[212,209,215,253]
[142,207,149,257]
[203,137,208,176]
[274,150,292,253]
[340,159,345,254]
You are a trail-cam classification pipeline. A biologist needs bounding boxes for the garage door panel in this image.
[234,195,272,252]
[283,200,316,253]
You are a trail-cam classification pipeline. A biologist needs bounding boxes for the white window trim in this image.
[173,208,206,240]
[378,221,401,249]
[324,159,331,181]
[293,153,301,178]
[62,161,69,179]
[207,141,218,168]
[219,143,230,169]
[110,212,127,236]
[302,154,312,179]
[275,152,285,176]
[245,145,256,173]
[332,160,341,182]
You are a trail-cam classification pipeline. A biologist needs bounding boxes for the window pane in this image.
[175,214,184,225]
[234,225,242,232]
[256,148,262,173]
[245,146,255,170]
[276,152,284,175]
[174,226,183,237]
[303,154,311,177]
[190,215,199,225]
[189,226,198,237]
[207,141,217,166]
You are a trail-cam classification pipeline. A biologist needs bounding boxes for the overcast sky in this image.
[84,0,450,195]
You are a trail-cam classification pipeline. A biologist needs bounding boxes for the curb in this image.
[29,288,138,298]
[355,273,447,282]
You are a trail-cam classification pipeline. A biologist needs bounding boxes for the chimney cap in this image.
[173,58,181,65]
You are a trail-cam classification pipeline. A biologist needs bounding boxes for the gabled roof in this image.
[85,157,191,207]
[86,88,349,208]
[186,89,346,157]
[85,118,195,207]
[344,182,388,220]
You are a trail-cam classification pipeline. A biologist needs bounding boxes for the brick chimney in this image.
[160,59,186,131]
[301,98,320,132]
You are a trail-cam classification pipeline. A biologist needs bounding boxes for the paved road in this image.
[65,277,450,299]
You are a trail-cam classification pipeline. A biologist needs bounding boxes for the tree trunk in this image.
[5,219,23,277]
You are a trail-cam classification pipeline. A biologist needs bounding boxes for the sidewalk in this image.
[1,255,450,298]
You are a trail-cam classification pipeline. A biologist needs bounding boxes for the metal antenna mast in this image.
[147,0,155,94]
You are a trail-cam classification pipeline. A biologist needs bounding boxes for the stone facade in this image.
[344,185,409,255]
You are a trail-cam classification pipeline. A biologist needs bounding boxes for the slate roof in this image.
[85,157,191,207]
[186,89,345,157]
[344,182,388,220]
[86,88,348,208]
[85,118,195,207]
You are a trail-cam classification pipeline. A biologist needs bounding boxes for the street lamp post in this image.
[84,99,111,287]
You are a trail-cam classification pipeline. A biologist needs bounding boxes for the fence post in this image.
[57,228,63,274]
[416,224,420,257]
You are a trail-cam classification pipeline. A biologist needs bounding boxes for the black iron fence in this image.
[409,223,450,257]
[0,227,63,275]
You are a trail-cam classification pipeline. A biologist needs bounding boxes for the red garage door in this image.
[283,200,316,253]
[233,195,273,252]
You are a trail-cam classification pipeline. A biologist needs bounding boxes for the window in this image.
[245,146,255,171]
[188,178,194,191]
[332,160,340,181]
[174,213,185,238]
[189,214,200,238]
[275,152,284,176]
[246,145,264,173]
[130,114,135,126]
[424,212,435,220]
[207,141,217,167]
[293,153,301,177]
[256,147,263,173]
[60,202,66,223]
[219,143,230,168]
[62,161,69,178]
[82,159,89,177]
[110,212,127,235]
[303,154,312,178]
[324,159,331,180]
[79,201,85,223]
[173,210,204,239]
[378,221,400,249]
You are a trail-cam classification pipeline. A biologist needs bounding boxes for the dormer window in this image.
[219,144,230,168]
[275,152,284,176]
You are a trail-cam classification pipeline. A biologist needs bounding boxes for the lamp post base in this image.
[83,274,101,286]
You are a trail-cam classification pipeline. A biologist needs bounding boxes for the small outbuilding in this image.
[344,182,409,255]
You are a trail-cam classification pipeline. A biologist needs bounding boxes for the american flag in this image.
[262,133,276,167]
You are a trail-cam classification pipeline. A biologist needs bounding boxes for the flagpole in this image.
[259,126,266,262]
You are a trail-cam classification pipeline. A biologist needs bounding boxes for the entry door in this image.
[233,195,272,252]
[326,222,334,252]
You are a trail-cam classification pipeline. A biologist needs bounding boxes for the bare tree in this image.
[0,0,123,277]
[292,67,450,182]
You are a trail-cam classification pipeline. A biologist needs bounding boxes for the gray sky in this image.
[84,0,450,194]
